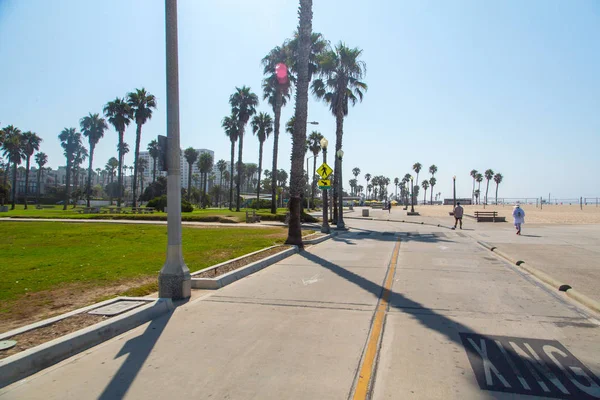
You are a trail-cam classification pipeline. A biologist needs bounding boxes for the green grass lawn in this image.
[0,205,290,223]
[1,221,289,309]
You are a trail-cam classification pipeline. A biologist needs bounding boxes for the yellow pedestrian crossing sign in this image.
[318,179,331,189]
[317,162,333,179]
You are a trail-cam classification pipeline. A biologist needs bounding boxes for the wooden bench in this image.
[474,211,506,222]
[245,210,261,223]
[76,206,101,214]
[131,207,155,214]
[370,203,384,209]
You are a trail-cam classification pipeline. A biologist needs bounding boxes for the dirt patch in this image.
[0,276,156,334]
[0,313,109,360]
[193,245,294,279]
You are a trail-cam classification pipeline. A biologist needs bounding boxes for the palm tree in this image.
[104,98,133,207]
[58,128,81,210]
[357,185,363,197]
[216,159,227,207]
[429,164,438,177]
[198,152,214,208]
[245,163,258,192]
[222,114,239,210]
[475,173,483,204]
[262,44,293,214]
[312,42,367,224]
[80,113,108,207]
[183,147,199,201]
[21,131,42,209]
[106,157,119,183]
[1,126,24,209]
[393,177,399,199]
[470,169,478,205]
[127,88,157,207]
[429,177,437,205]
[229,86,258,211]
[307,131,323,207]
[484,169,494,205]
[72,144,88,205]
[364,173,371,199]
[421,180,429,205]
[352,167,361,191]
[251,112,273,205]
[35,152,48,203]
[367,184,372,199]
[474,189,481,205]
[147,139,160,183]
[493,173,503,205]
[413,162,422,186]
[138,158,148,198]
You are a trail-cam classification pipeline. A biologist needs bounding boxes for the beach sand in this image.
[410,204,600,224]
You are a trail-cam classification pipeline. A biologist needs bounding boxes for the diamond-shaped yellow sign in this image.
[317,163,333,179]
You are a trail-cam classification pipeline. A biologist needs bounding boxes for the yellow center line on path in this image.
[352,238,401,400]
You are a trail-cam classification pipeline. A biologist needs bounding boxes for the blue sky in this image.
[1,0,599,200]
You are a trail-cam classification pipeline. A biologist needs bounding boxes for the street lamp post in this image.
[336,149,345,229]
[453,175,456,209]
[320,138,330,234]
[159,0,191,300]
[410,176,415,213]
[306,154,318,210]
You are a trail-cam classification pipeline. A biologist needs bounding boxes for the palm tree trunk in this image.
[203,172,208,208]
[333,110,344,225]
[37,167,42,204]
[430,185,434,205]
[11,162,18,210]
[152,156,157,183]
[495,183,499,205]
[236,129,244,212]
[424,188,427,204]
[86,145,94,207]
[256,141,263,207]
[117,131,124,207]
[64,159,71,211]
[24,157,31,209]
[187,163,192,201]
[132,123,142,208]
[271,89,282,214]
[229,140,235,210]
[472,178,475,205]
[312,155,317,208]
[485,180,490,205]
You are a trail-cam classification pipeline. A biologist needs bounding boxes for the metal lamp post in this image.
[410,176,415,213]
[306,154,318,210]
[453,175,456,209]
[336,149,345,229]
[158,0,191,299]
[320,138,330,234]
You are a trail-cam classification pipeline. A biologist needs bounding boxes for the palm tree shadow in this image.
[97,308,176,400]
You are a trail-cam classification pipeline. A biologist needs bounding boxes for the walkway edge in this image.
[0,298,173,389]
[478,243,600,314]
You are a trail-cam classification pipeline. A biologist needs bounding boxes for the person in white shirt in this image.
[512,204,525,235]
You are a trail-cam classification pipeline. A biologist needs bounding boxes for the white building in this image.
[138,148,214,189]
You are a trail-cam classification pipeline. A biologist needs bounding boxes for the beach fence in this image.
[494,197,600,209]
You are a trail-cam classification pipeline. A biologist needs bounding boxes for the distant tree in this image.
[35,152,48,203]
[80,112,108,207]
[222,113,239,210]
[484,169,494,205]
[475,173,483,204]
[413,162,422,186]
[470,169,478,205]
[21,131,42,209]
[421,180,429,204]
[493,173,503,205]
[251,112,273,206]
[307,131,324,207]
[104,97,133,207]
[184,147,199,201]
[429,177,437,205]
[216,159,228,207]
[58,128,81,210]
[2,126,24,209]
[147,139,160,183]
[198,152,214,208]
[364,173,371,199]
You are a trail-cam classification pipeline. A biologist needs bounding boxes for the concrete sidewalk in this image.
[2,218,599,399]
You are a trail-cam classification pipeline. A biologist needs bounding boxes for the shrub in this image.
[147,195,194,212]
[181,200,194,212]
[248,199,272,209]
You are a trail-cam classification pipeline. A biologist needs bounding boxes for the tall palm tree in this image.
[2,126,24,209]
[251,112,273,205]
[80,112,108,207]
[352,167,361,187]
[222,114,239,210]
[216,159,227,207]
[183,147,199,201]
[484,169,494,205]
[493,173,503,205]
[35,152,48,203]
[104,98,133,207]
[127,88,157,207]
[106,157,119,183]
[475,173,483,204]
[429,164,437,177]
[307,130,323,206]
[198,152,213,208]
[413,162,422,186]
[72,144,88,205]
[367,184,372,199]
[147,139,160,183]
[262,44,293,214]
[229,86,258,211]
[429,177,437,205]
[364,173,371,199]
[470,169,478,205]
[58,128,81,210]
[21,131,42,209]
[393,177,399,199]
[286,0,314,245]
[421,180,430,205]
[312,42,367,223]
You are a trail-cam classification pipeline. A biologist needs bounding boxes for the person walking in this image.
[453,202,464,229]
[388,200,392,213]
[513,204,525,235]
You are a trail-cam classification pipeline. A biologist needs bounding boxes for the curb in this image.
[478,243,600,315]
[191,247,299,289]
[0,298,173,388]
[304,233,334,245]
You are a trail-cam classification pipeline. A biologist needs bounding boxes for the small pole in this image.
[580,196,583,210]
[540,196,543,210]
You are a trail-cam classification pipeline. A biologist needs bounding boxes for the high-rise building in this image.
[138,148,214,189]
